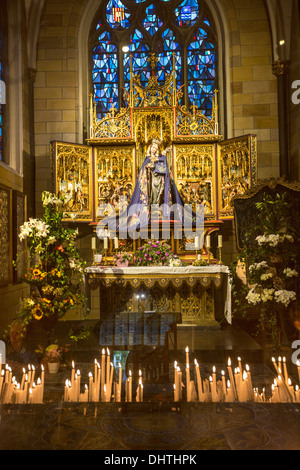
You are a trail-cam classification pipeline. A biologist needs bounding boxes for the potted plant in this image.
[94,250,103,264]
[230,192,299,348]
[5,191,88,346]
[133,240,173,266]
[45,344,62,374]
[114,252,132,267]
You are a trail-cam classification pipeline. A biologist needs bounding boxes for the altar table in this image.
[84,265,232,328]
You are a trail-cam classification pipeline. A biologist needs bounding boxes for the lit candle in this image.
[129,370,132,402]
[297,360,300,385]
[20,367,26,390]
[186,363,191,401]
[174,361,180,401]
[245,364,253,400]
[108,362,114,402]
[211,366,218,402]
[227,358,237,400]
[194,359,203,401]
[283,357,289,385]
[89,372,93,402]
[185,346,189,367]
[221,370,226,399]
[30,365,35,389]
[117,363,122,402]
[101,349,105,401]
[106,348,110,385]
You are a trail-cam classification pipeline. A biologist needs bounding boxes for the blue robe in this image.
[98,152,203,235]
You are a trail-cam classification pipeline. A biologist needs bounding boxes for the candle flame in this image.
[185,346,189,353]
[213,366,216,373]
[102,348,105,354]
[228,358,231,366]
[72,361,75,368]
[243,370,247,380]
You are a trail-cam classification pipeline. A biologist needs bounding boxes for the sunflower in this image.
[32,304,44,320]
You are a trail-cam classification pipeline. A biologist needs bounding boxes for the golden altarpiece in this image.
[51,56,257,334]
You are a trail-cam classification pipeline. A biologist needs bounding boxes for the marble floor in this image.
[1,321,300,451]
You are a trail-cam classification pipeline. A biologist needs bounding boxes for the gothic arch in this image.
[77,0,232,141]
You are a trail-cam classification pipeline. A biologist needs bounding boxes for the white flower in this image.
[69,258,83,272]
[256,233,294,247]
[47,236,57,245]
[283,268,298,278]
[274,289,296,307]
[246,288,261,305]
[260,272,273,281]
[249,261,268,273]
[261,288,275,302]
[42,191,62,207]
[169,258,182,267]
[35,244,44,255]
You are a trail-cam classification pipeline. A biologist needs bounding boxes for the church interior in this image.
[0,0,300,452]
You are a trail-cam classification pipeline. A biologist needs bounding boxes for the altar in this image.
[85,265,231,331]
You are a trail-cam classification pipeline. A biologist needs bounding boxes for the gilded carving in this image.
[95,146,135,217]
[0,187,10,285]
[54,143,93,221]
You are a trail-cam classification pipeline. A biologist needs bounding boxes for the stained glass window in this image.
[123,29,150,92]
[175,0,199,27]
[142,4,163,36]
[188,23,215,115]
[91,0,217,118]
[92,30,119,118]
[106,0,130,29]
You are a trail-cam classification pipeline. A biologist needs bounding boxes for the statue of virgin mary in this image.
[98,137,203,237]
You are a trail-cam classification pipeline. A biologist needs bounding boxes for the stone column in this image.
[272,60,290,180]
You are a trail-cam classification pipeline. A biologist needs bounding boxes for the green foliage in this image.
[230,192,299,347]
[5,192,88,339]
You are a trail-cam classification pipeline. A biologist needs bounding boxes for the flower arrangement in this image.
[45,345,62,363]
[231,192,299,346]
[133,240,173,266]
[192,259,209,267]
[6,191,88,341]
[114,252,132,265]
